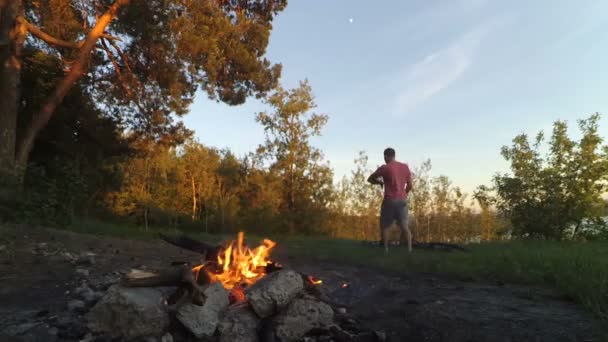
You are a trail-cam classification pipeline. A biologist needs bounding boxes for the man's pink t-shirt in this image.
[375,161,412,200]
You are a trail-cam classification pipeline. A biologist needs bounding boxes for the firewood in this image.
[158,233,222,260]
[122,264,204,290]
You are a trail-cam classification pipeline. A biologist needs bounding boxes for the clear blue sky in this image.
[183,0,608,195]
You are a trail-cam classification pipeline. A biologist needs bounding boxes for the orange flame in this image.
[200,232,276,290]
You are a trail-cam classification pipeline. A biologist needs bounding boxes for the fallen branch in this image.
[158,233,221,260]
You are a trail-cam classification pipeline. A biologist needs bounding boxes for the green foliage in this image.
[93,0,287,138]
[19,160,86,225]
[331,151,382,240]
[489,114,608,239]
[255,81,334,233]
[10,48,129,223]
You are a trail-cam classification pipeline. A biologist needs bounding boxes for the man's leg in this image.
[397,200,412,252]
[379,200,393,252]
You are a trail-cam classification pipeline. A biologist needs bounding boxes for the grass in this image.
[64,218,608,322]
[284,237,608,321]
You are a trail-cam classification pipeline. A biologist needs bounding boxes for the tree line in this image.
[1,1,606,242]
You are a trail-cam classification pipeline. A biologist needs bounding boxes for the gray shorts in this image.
[380,199,409,229]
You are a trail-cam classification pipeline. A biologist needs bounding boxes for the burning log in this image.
[245,269,305,318]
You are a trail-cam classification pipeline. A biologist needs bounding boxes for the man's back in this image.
[377,160,411,200]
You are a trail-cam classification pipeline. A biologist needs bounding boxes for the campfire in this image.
[84,232,383,342]
[194,232,278,292]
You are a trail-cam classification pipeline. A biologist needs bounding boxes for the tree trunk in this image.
[0,0,25,198]
[191,176,197,220]
[14,0,129,168]
[144,206,149,231]
[571,221,581,240]
[205,208,209,234]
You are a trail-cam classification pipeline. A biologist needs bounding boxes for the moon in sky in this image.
[349,18,354,23]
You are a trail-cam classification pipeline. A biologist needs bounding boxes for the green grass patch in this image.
[283,237,608,321]
[64,218,608,322]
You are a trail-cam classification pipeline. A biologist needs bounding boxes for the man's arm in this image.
[367,167,384,186]
[405,169,413,194]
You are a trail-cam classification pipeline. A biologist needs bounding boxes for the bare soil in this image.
[0,225,603,342]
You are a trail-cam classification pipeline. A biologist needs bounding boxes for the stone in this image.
[75,283,102,304]
[83,290,103,305]
[272,297,334,342]
[79,332,94,342]
[0,244,6,252]
[68,299,86,313]
[245,270,304,318]
[218,306,260,342]
[77,252,96,265]
[374,330,387,342]
[48,327,59,336]
[336,308,347,315]
[76,268,90,277]
[75,284,91,295]
[176,282,229,339]
[86,285,174,339]
[161,332,174,342]
[61,252,77,262]
[4,322,41,335]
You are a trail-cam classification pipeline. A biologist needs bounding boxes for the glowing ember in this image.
[307,275,323,285]
[194,232,276,290]
[341,282,349,288]
[230,286,246,302]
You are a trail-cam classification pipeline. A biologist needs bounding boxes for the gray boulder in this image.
[245,270,304,318]
[218,306,260,342]
[273,297,334,342]
[67,299,86,313]
[176,282,229,339]
[86,285,174,339]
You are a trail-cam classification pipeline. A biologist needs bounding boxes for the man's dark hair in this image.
[384,148,396,158]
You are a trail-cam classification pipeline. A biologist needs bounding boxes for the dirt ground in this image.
[0,225,603,342]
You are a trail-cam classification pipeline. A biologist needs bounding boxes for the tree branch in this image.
[17,16,81,49]
[100,38,132,96]
[107,38,132,74]
[15,0,130,167]
[16,16,121,50]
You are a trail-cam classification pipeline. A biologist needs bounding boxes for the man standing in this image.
[367,148,413,252]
